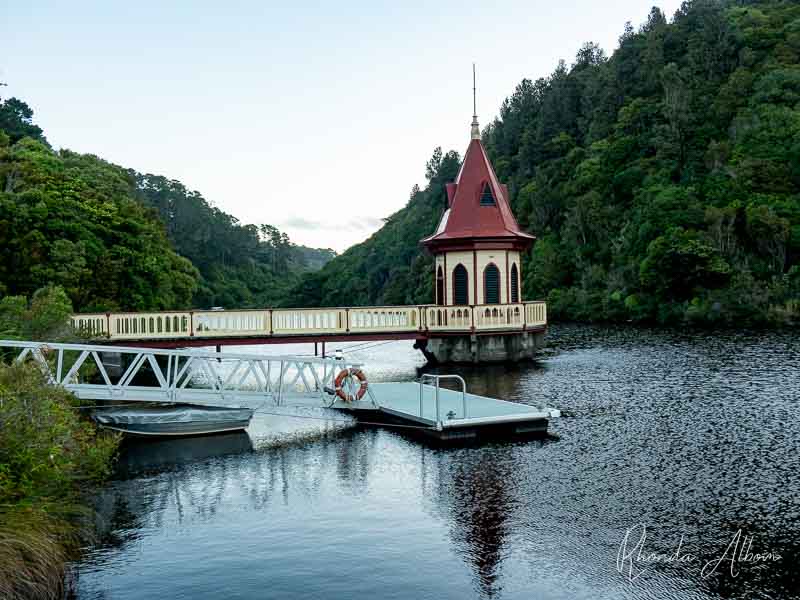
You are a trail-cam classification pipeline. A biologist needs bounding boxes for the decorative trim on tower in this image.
[470,115,480,140]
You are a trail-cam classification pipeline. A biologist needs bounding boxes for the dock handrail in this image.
[419,374,467,424]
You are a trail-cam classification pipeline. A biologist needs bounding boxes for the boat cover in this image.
[93,405,254,425]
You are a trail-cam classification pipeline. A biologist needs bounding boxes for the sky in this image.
[2,0,683,252]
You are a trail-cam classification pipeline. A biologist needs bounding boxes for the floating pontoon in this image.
[330,374,560,442]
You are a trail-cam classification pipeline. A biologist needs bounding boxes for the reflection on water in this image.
[70,326,800,599]
[116,433,254,475]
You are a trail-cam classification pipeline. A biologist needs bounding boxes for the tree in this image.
[0,97,46,144]
[0,285,73,340]
[640,227,731,300]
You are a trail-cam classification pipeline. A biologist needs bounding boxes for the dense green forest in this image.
[0,97,334,312]
[287,0,800,326]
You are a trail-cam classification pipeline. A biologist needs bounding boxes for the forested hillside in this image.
[287,0,800,326]
[0,111,199,311]
[132,174,335,308]
[0,97,334,312]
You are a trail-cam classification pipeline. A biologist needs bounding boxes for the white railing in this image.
[109,312,191,340]
[525,301,547,327]
[348,306,419,333]
[72,315,109,337]
[1,340,364,407]
[70,301,547,341]
[473,303,524,330]
[273,308,345,334]
[193,310,269,337]
[425,305,472,331]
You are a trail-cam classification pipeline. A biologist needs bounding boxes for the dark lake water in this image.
[69,325,800,599]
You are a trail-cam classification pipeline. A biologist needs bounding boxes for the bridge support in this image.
[422,330,545,365]
[413,339,438,366]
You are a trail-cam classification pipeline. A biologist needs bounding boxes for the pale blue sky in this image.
[2,1,682,251]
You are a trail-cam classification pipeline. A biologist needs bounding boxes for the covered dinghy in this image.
[92,404,254,437]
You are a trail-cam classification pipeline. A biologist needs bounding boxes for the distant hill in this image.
[284,0,800,326]
[132,173,335,308]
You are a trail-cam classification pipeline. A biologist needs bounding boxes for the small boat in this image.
[92,404,254,437]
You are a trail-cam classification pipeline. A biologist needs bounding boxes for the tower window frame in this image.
[483,263,501,304]
[479,182,496,206]
[452,264,469,306]
[510,263,519,303]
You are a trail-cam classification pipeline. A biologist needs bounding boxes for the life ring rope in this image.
[334,368,368,402]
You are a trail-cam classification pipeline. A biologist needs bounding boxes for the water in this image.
[69,325,800,599]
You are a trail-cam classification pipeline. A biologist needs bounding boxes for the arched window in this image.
[436,266,445,306]
[453,264,469,305]
[479,182,496,206]
[510,263,519,303]
[484,263,500,304]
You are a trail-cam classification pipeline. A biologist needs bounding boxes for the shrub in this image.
[0,361,118,499]
[0,361,119,600]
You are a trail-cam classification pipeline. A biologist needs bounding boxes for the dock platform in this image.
[332,377,560,442]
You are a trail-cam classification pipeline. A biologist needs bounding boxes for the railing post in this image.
[277,360,284,405]
[435,378,440,425]
[345,308,350,332]
[189,311,194,336]
[269,309,273,335]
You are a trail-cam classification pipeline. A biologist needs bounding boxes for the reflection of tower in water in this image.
[432,449,517,597]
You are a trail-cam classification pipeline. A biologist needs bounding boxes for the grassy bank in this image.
[0,359,119,599]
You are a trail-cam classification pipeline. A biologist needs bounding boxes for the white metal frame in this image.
[1,340,363,408]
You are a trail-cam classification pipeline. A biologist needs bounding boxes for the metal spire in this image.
[470,63,480,140]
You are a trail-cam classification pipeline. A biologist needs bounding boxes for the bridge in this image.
[69,302,547,363]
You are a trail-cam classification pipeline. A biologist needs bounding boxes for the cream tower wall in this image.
[443,251,473,305]
[435,249,523,306]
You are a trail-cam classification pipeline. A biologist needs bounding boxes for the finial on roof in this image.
[471,63,480,140]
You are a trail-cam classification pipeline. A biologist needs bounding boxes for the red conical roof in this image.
[421,138,534,251]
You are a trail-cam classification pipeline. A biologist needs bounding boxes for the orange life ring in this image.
[334,368,368,402]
